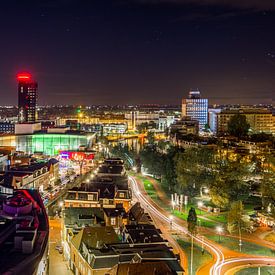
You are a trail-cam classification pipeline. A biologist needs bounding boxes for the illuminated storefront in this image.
[59,150,95,160]
[15,134,89,156]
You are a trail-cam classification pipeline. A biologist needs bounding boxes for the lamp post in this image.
[201,235,204,254]
[198,219,201,227]
[216,226,223,243]
[190,234,194,275]
[238,222,242,252]
[169,215,173,230]
[198,201,203,215]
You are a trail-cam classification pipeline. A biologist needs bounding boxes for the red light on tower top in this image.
[17,72,31,81]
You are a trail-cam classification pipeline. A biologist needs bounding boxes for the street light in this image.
[198,201,203,215]
[216,226,223,242]
[169,215,173,230]
[198,219,201,227]
[59,201,64,208]
[267,204,271,214]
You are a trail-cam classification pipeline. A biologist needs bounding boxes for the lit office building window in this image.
[182,90,208,132]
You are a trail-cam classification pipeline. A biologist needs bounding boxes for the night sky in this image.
[1,0,275,105]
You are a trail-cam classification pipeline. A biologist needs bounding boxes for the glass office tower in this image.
[17,73,38,123]
[182,90,208,132]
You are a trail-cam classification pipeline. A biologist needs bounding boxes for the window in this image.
[111,217,116,226]
[119,192,125,198]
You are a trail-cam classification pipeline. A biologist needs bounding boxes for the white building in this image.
[208,108,221,135]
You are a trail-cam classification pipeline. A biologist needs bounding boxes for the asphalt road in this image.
[129,175,275,275]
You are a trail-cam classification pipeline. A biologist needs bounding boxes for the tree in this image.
[249,133,272,142]
[140,146,164,178]
[209,182,230,208]
[109,144,137,169]
[161,145,183,191]
[175,148,216,196]
[227,201,252,234]
[209,154,250,207]
[187,207,197,235]
[147,131,155,145]
[227,114,250,138]
[260,175,275,210]
[137,121,157,133]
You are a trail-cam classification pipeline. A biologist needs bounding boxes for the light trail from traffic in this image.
[215,257,275,274]
[129,175,224,275]
[129,175,275,275]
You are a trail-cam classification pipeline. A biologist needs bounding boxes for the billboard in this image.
[59,150,95,161]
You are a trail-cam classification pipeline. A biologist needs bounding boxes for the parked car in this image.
[55,245,63,254]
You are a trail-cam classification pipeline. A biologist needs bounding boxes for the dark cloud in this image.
[134,0,275,11]
[172,9,251,22]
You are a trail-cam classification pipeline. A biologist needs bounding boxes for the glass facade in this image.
[182,91,208,131]
[15,134,89,156]
[185,98,208,130]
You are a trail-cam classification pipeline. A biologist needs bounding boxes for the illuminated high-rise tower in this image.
[17,73,38,123]
[182,90,208,131]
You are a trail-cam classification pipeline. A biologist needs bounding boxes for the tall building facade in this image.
[17,73,38,123]
[182,90,208,131]
[217,108,274,135]
[208,108,221,135]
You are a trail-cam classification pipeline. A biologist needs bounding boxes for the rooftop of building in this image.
[69,176,130,200]
[0,189,49,274]
[14,129,90,136]
[97,164,124,175]
[6,158,58,174]
[0,173,14,187]
[220,108,272,114]
[128,202,151,224]
[115,262,175,275]
[109,243,183,273]
[71,226,120,250]
[103,158,124,165]
[103,207,127,218]
[125,224,164,244]
[64,207,105,228]
[9,161,48,172]
[72,238,182,273]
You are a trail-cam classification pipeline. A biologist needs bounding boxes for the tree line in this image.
[139,139,275,212]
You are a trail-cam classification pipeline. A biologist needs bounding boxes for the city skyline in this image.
[0,1,274,105]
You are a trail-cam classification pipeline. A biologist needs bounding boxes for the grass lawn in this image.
[264,232,275,244]
[173,210,219,228]
[206,235,275,257]
[235,266,275,275]
[136,174,228,228]
[205,214,227,223]
[177,238,213,274]
[137,175,169,209]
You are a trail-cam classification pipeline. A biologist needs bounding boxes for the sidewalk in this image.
[49,218,72,275]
